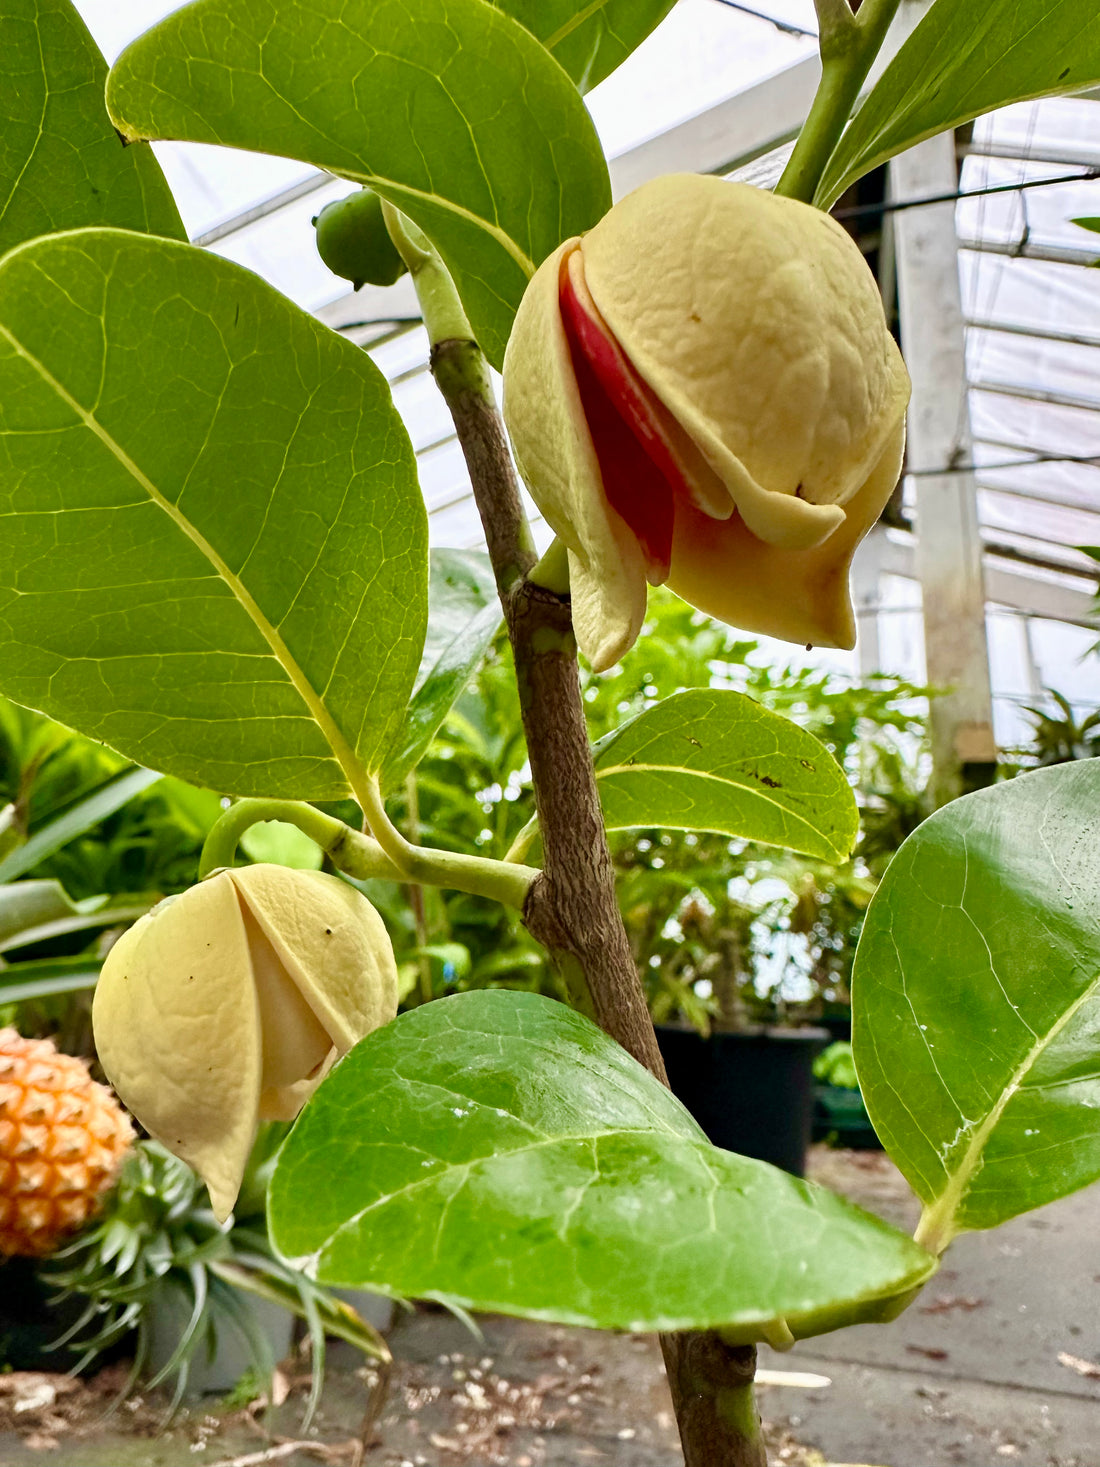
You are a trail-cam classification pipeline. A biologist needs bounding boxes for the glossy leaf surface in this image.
[817,0,1100,207]
[0,229,426,799]
[593,689,858,861]
[271,991,935,1334]
[491,0,677,92]
[0,0,183,255]
[384,551,503,789]
[107,0,612,368]
[853,763,1100,1250]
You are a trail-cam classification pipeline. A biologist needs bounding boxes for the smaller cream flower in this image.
[503,174,911,671]
[92,865,398,1220]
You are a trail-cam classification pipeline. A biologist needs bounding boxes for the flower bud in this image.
[92,865,398,1221]
[503,174,910,671]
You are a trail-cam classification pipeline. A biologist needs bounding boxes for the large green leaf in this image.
[491,0,678,93]
[271,991,935,1335]
[816,0,1100,208]
[593,689,859,861]
[106,0,612,369]
[853,762,1100,1253]
[0,228,427,800]
[0,0,183,255]
[383,550,503,789]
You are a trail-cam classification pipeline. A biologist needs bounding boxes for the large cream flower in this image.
[93,865,398,1220]
[503,174,910,671]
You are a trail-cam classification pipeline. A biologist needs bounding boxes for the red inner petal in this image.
[558,259,677,583]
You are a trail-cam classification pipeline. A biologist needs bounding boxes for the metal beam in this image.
[958,236,1100,269]
[865,527,1098,629]
[893,86,998,799]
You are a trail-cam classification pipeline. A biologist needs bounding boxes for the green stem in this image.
[405,772,434,1006]
[198,797,537,910]
[381,201,474,343]
[775,0,903,205]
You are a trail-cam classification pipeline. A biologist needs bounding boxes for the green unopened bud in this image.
[92,865,398,1220]
[313,188,407,290]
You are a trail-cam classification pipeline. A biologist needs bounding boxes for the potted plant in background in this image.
[580,591,933,1174]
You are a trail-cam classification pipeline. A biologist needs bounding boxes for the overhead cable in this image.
[833,168,1100,222]
[708,0,818,39]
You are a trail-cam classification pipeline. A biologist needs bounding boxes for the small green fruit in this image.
[313,188,407,289]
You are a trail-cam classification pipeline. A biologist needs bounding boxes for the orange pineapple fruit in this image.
[0,1028,133,1257]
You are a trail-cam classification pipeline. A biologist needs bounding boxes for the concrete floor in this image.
[1,1148,1097,1466]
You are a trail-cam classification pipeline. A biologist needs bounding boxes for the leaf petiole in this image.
[198,796,538,910]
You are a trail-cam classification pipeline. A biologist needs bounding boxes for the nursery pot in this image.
[656,1024,830,1176]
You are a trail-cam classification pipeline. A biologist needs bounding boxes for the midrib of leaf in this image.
[915,965,1100,1255]
[595,761,841,851]
[0,321,372,802]
[368,176,536,279]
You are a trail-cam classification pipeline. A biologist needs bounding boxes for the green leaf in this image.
[0,228,427,800]
[0,768,162,884]
[271,990,935,1336]
[0,955,101,1003]
[0,880,154,953]
[593,689,859,861]
[853,763,1100,1253]
[816,1,1100,208]
[239,821,324,871]
[384,551,503,789]
[0,0,184,255]
[106,0,612,369]
[1072,217,1100,236]
[491,0,677,92]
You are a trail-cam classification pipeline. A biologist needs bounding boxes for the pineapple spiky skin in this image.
[0,1028,133,1257]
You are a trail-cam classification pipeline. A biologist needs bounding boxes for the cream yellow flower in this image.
[92,865,398,1220]
[503,174,910,671]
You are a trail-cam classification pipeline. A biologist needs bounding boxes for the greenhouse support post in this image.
[893,124,997,804]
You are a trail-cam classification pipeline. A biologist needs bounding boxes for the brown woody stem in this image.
[429,333,766,1467]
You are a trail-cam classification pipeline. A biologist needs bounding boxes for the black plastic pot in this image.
[656,1024,830,1176]
[0,1257,89,1370]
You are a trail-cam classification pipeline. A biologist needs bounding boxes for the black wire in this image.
[707,0,818,39]
[906,451,1100,477]
[833,169,1100,221]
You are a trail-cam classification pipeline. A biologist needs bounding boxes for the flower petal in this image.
[582,176,909,549]
[666,418,906,649]
[228,866,398,1054]
[92,875,262,1223]
[503,240,648,671]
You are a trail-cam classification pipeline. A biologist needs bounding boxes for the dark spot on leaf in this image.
[687,737,702,748]
[325,928,333,936]
[800,759,815,771]
[234,303,240,326]
[690,311,701,323]
[1060,66,1071,79]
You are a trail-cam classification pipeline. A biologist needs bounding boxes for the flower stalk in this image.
[776,0,904,205]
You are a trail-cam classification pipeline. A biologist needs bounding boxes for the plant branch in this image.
[198,797,537,910]
[415,252,766,1464]
[775,0,902,204]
